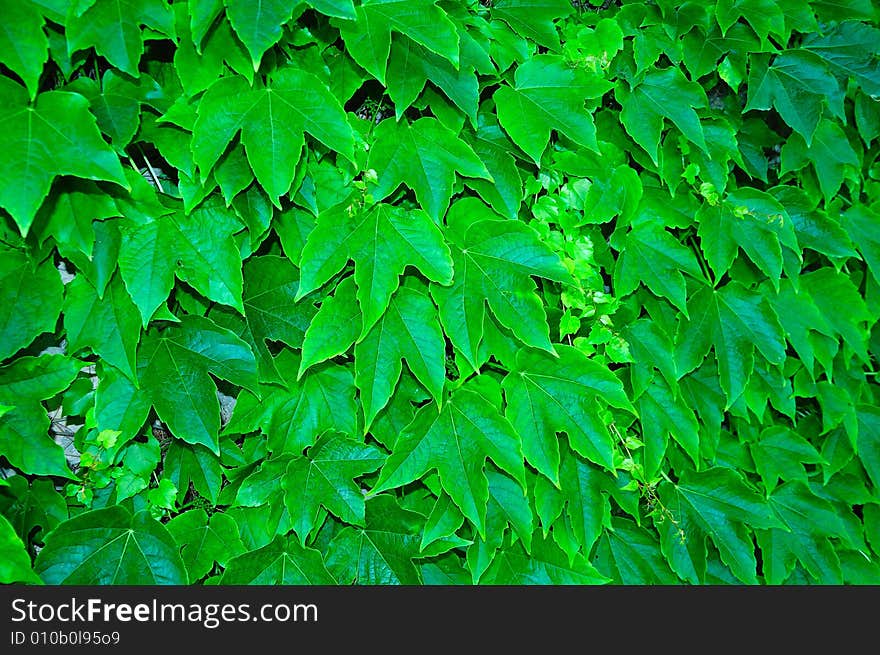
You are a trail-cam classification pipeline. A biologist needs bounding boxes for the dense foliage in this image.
[1,0,879,585]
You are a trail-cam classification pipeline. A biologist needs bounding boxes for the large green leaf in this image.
[221,533,336,584]
[0,514,42,584]
[167,509,246,581]
[366,117,490,222]
[432,199,570,367]
[138,315,259,453]
[0,0,48,101]
[326,495,424,584]
[676,283,786,406]
[354,285,447,430]
[223,0,302,68]
[282,432,385,542]
[35,506,187,584]
[480,532,608,584]
[494,55,611,165]
[618,66,708,164]
[66,0,175,76]
[745,50,844,144]
[193,69,354,205]
[373,386,526,536]
[0,78,127,234]
[502,346,632,481]
[118,193,245,325]
[63,272,140,381]
[298,202,452,334]
[659,468,781,584]
[335,0,459,83]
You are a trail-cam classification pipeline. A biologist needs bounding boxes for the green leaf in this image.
[335,0,459,83]
[167,509,245,581]
[676,283,786,406]
[386,37,479,122]
[0,79,128,234]
[214,255,317,383]
[593,518,678,584]
[0,0,49,101]
[63,272,140,381]
[659,467,781,584]
[299,275,361,375]
[637,376,701,478]
[355,285,446,430]
[138,315,259,454]
[802,21,880,97]
[223,0,301,68]
[66,0,175,76]
[118,196,244,325]
[35,505,187,584]
[432,199,570,367]
[745,50,844,144]
[842,206,880,285]
[490,0,572,51]
[229,351,356,449]
[298,202,453,334]
[326,495,424,584]
[221,533,336,584]
[614,223,705,314]
[282,432,385,543]
[759,482,851,584]
[0,251,64,361]
[373,387,525,536]
[466,469,534,581]
[366,117,490,222]
[193,69,354,205]
[502,345,632,481]
[857,405,880,490]
[0,353,81,404]
[618,66,708,164]
[751,426,825,492]
[494,55,611,165]
[0,514,41,584]
[307,0,355,20]
[95,365,150,447]
[481,532,608,584]
[715,0,785,42]
[780,119,860,202]
[34,180,119,259]
[162,442,223,504]
[0,403,73,478]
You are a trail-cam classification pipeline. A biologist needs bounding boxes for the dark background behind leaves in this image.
[1,0,879,585]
